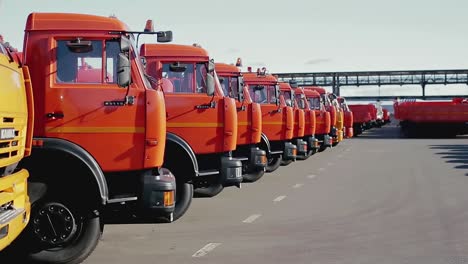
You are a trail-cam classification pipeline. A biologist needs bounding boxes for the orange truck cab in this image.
[215,62,267,183]
[278,82,308,161]
[307,87,343,146]
[243,68,296,172]
[289,83,320,156]
[140,43,243,200]
[14,13,176,264]
[337,97,354,138]
[303,86,332,151]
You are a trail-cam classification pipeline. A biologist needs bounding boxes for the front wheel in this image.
[9,200,102,264]
[242,169,265,183]
[173,180,193,221]
[194,184,224,198]
[281,159,293,166]
[266,155,282,172]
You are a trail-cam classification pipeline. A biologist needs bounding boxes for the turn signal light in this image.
[164,191,174,207]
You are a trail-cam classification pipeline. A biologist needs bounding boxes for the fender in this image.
[260,133,272,155]
[166,132,199,176]
[33,137,108,204]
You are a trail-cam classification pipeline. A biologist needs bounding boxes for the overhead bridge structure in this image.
[275,69,468,101]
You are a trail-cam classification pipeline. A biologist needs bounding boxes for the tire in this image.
[242,169,265,183]
[7,200,102,264]
[318,145,328,152]
[173,180,193,221]
[193,183,224,198]
[265,155,282,172]
[281,159,293,166]
[332,141,339,147]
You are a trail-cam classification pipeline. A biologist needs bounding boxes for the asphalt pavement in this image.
[87,123,468,264]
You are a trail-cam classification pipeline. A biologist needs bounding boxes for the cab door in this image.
[161,61,226,154]
[44,38,146,171]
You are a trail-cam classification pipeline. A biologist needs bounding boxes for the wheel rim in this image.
[32,202,78,247]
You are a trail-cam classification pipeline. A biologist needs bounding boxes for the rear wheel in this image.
[281,159,293,166]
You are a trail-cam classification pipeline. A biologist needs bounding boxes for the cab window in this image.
[161,63,195,93]
[56,40,118,84]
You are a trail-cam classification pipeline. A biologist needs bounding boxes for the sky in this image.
[1,0,468,96]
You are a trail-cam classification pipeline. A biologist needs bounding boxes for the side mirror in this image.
[157,31,173,43]
[66,39,93,53]
[206,73,215,96]
[120,36,131,52]
[208,59,215,73]
[117,53,131,88]
[238,77,245,102]
[289,80,298,88]
[169,62,187,72]
[275,85,281,105]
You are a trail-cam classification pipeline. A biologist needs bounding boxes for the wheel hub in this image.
[32,202,78,246]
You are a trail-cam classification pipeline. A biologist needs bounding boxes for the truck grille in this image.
[0,115,25,175]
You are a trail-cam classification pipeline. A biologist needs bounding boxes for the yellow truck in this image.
[0,37,32,251]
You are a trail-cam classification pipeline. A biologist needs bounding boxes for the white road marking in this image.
[307,175,317,179]
[192,243,222,257]
[243,214,262,223]
[292,183,304,188]
[318,167,325,171]
[273,195,286,202]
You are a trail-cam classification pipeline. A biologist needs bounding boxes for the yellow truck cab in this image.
[0,37,32,252]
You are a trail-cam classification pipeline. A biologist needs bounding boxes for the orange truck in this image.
[6,13,177,264]
[304,86,338,149]
[243,68,297,172]
[140,43,243,200]
[337,97,354,138]
[278,82,308,162]
[289,83,320,157]
[215,62,267,182]
[302,87,332,151]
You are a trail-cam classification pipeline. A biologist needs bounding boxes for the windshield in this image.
[308,97,321,110]
[282,90,293,107]
[295,93,305,109]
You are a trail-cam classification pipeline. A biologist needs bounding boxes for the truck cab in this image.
[305,87,343,146]
[140,43,243,199]
[215,62,267,183]
[278,82,307,162]
[337,96,354,138]
[14,13,176,264]
[0,38,31,252]
[302,87,332,151]
[243,68,296,172]
[292,85,320,156]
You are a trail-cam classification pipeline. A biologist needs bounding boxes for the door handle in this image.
[196,101,217,109]
[46,112,64,120]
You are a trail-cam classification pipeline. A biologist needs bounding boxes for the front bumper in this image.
[283,142,297,161]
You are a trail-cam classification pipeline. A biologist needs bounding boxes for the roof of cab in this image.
[242,72,278,83]
[140,43,209,58]
[25,12,130,32]
[278,82,292,91]
[303,86,326,94]
[215,63,241,75]
[302,88,321,97]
